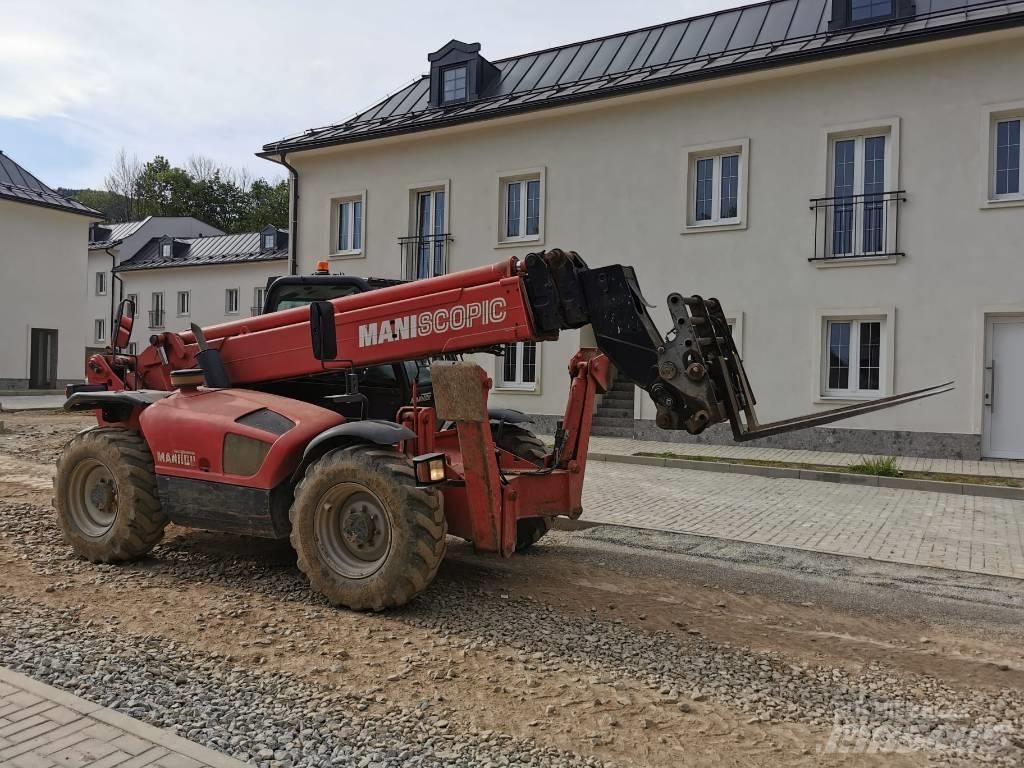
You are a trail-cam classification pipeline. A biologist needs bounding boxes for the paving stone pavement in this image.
[579,460,1024,579]
[0,667,244,768]
[574,434,1024,480]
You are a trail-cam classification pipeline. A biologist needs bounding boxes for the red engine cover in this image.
[139,389,344,490]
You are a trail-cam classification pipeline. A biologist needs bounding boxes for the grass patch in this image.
[848,455,903,477]
[633,451,1022,488]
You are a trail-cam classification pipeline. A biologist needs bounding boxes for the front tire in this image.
[54,428,167,562]
[289,444,446,611]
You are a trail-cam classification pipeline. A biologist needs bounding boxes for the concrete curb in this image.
[585,451,1024,500]
[0,666,246,767]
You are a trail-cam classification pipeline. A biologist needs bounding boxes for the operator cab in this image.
[257,270,433,421]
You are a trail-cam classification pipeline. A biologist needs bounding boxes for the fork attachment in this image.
[657,293,953,440]
[532,255,954,442]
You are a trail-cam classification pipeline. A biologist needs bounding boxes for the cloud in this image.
[0,33,106,119]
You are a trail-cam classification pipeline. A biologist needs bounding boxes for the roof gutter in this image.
[261,152,299,275]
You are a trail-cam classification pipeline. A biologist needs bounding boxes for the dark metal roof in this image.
[0,151,100,217]
[114,230,288,272]
[262,0,1024,156]
[88,217,152,250]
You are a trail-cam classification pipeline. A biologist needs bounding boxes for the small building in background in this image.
[113,227,289,341]
[87,217,223,356]
[0,150,100,390]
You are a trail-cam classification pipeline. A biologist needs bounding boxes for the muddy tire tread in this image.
[54,428,167,563]
[289,443,446,611]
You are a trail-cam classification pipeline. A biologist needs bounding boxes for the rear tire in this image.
[492,424,554,551]
[54,428,167,562]
[289,444,446,611]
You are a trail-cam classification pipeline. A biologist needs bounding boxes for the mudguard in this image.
[488,408,532,424]
[293,420,416,481]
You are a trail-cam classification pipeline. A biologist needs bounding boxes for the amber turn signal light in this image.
[412,452,447,486]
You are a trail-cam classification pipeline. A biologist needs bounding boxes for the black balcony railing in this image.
[250,305,262,316]
[148,309,164,328]
[809,190,906,261]
[398,233,452,280]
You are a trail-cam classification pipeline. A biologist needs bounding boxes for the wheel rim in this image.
[66,458,117,537]
[314,483,392,579]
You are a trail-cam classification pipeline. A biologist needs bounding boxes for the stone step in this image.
[592,416,635,428]
[600,394,634,406]
[594,407,632,419]
[590,425,637,438]
[608,382,636,393]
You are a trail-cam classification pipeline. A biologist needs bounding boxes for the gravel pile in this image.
[0,598,608,768]
[2,493,1022,765]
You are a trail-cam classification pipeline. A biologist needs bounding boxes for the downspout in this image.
[265,152,299,275]
[106,248,120,341]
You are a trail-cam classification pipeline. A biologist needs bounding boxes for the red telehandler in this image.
[56,250,950,610]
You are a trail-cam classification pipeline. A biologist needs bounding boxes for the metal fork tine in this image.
[733,382,954,442]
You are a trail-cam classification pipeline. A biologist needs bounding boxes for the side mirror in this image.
[309,301,337,361]
[113,298,135,352]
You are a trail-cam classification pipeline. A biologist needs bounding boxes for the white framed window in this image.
[161,242,172,259]
[225,288,239,314]
[496,341,539,391]
[406,181,449,280]
[994,118,1021,198]
[828,132,890,257]
[94,319,105,344]
[263,232,276,250]
[253,287,267,315]
[820,315,888,399]
[816,119,900,263]
[683,139,748,232]
[329,192,365,257]
[498,169,545,245]
[980,103,1024,209]
[95,271,106,296]
[150,292,164,328]
[985,107,1023,204]
[176,290,190,316]
[127,341,138,355]
[442,64,468,104]
[126,293,138,311]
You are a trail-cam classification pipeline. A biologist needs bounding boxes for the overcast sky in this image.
[0,1,744,190]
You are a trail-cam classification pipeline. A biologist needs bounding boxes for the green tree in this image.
[63,189,129,222]
[96,153,287,233]
[134,156,196,218]
[240,178,289,232]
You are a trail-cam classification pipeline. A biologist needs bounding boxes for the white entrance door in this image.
[983,316,1024,459]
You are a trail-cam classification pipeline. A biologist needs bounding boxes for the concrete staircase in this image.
[591,376,636,437]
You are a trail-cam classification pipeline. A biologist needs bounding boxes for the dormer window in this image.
[161,241,172,258]
[853,0,892,22]
[264,232,276,250]
[830,0,914,30]
[442,65,468,104]
[428,40,499,108]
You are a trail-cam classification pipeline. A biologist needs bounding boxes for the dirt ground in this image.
[1,411,1023,766]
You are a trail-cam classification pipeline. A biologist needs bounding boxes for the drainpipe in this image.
[265,152,299,275]
[105,248,120,341]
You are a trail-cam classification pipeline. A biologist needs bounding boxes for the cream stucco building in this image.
[113,229,289,340]
[0,151,100,389]
[261,0,1024,459]
[87,217,223,356]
